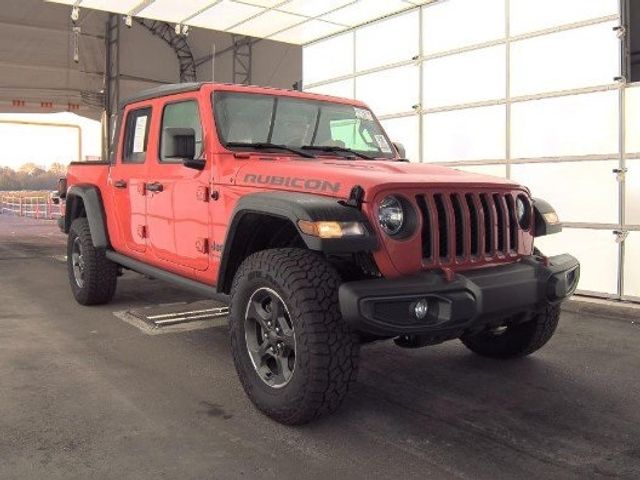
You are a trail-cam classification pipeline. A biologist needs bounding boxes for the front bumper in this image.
[339,254,580,337]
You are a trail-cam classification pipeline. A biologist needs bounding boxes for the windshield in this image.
[213,92,396,159]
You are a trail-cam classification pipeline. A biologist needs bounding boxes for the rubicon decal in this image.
[243,174,340,193]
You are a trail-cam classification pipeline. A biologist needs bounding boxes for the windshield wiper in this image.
[226,142,315,159]
[301,145,375,160]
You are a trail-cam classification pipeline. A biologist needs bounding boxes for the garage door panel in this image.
[422,0,505,54]
[423,105,506,162]
[303,32,353,85]
[511,91,619,159]
[423,45,506,108]
[380,116,420,162]
[510,0,619,36]
[511,161,619,224]
[355,10,419,72]
[305,79,354,99]
[624,232,640,299]
[356,65,419,116]
[510,22,619,97]
[535,228,619,295]
[626,159,640,225]
[625,85,640,155]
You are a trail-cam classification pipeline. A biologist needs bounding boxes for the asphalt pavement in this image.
[1,215,639,480]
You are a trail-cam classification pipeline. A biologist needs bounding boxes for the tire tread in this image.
[229,248,359,424]
[67,217,117,305]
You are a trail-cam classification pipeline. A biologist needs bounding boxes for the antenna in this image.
[211,43,216,81]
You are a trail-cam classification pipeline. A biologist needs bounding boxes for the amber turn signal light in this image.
[298,220,366,239]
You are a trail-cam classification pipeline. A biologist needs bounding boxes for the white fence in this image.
[0,194,64,220]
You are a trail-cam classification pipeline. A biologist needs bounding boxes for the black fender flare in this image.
[533,197,562,237]
[64,184,110,248]
[217,191,378,292]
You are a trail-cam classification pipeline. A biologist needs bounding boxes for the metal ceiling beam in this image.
[104,13,120,160]
[195,38,261,67]
[232,34,252,85]
[133,18,197,82]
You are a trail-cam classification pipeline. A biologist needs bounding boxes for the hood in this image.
[233,156,522,202]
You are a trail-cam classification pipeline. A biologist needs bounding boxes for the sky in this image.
[0,112,102,170]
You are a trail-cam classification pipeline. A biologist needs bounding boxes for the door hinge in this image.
[613,25,626,40]
[613,168,628,182]
[196,238,209,254]
[137,225,147,239]
[614,230,629,243]
[196,186,209,202]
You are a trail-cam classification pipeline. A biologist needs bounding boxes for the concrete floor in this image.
[1,215,639,480]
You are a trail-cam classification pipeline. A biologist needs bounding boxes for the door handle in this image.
[113,179,127,189]
[146,182,164,193]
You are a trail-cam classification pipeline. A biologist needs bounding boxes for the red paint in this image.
[66,83,535,287]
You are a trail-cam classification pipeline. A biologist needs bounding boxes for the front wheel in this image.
[228,248,359,425]
[460,305,560,359]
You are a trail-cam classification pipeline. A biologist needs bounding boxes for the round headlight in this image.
[516,195,531,230]
[378,196,404,236]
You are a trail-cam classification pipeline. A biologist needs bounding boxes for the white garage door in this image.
[304,0,639,301]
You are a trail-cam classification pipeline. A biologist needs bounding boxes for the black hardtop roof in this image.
[119,82,204,109]
[118,82,362,111]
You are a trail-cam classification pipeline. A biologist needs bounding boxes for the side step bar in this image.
[105,251,230,304]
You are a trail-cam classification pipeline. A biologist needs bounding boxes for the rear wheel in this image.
[229,248,359,425]
[460,305,560,359]
[67,217,118,305]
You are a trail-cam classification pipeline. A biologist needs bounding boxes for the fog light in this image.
[413,299,429,320]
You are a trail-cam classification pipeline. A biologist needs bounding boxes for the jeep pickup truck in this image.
[59,82,580,425]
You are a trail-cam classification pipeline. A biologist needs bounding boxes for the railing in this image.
[0,194,64,220]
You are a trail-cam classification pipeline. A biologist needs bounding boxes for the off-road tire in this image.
[460,305,560,359]
[229,248,359,425]
[67,217,118,305]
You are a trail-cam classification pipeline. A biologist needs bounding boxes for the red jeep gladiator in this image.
[59,82,579,424]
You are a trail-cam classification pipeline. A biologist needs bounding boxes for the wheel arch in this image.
[217,192,377,294]
[64,184,110,248]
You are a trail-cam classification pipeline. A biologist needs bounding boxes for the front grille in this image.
[416,191,521,266]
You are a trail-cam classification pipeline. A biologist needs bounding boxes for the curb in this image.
[562,296,640,323]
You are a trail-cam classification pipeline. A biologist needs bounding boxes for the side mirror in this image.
[163,127,196,161]
[393,142,406,159]
[183,158,206,170]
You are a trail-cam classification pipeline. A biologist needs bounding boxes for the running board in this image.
[147,306,229,327]
[105,251,229,304]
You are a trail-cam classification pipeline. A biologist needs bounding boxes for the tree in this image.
[0,164,61,191]
[19,162,44,176]
[48,163,67,176]
[0,166,19,190]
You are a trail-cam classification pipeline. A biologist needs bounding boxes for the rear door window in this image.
[122,107,152,163]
